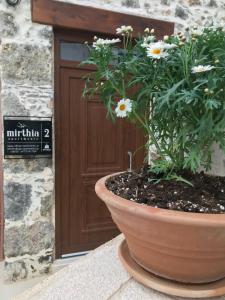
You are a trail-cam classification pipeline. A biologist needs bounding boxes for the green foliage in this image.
[82,26,225,177]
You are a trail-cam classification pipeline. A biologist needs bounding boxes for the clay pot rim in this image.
[95,172,225,227]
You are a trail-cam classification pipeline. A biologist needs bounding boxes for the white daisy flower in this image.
[93,38,120,50]
[116,25,133,35]
[146,42,168,59]
[191,65,215,73]
[115,99,133,118]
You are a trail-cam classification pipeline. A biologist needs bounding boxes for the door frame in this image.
[32,0,174,258]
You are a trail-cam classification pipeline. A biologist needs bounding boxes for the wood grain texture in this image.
[32,0,174,38]
[54,29,145,257]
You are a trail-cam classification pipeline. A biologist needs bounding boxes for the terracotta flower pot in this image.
[95,173,225,284]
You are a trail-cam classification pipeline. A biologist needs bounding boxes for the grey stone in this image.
[2,91,28,116]
[5,260,28,282]
[175,4,189,20]
[4,252,53,282]
[4,158,52,173]
[160,0,170,5]
[40,195,53,217]
[188,0,201,5]
[4,221,54,257]
[38,27,53,41]
[0,11,18,37]
[0,43,52,84]
[144,2,150,12]
[4,182,32,221]
[121,0,140,8]
[208,0,217,7]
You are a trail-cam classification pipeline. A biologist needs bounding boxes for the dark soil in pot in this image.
[106,167,225,214]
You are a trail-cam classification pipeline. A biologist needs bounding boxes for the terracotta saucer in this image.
[118,239,225,299]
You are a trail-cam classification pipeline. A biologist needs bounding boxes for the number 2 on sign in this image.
[44,129,49,138]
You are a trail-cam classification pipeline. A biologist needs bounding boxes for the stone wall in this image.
[0,0,54,281]
[0,0,225,282]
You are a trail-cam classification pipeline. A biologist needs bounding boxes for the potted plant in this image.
[83,25,225,295]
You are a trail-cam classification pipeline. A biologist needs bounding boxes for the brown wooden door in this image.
[55,29,144,257]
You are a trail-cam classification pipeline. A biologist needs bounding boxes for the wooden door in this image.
[55,30,144,257]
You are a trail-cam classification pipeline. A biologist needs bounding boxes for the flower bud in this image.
[144,28,150,33]
[215,59,219,63]
[163,35,169,41]
[150,28,155,34]
[204,88,209,93]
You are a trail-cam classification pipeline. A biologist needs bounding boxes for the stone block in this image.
[5,250,53,282]
[160,0,170,5]
[0,43,52,84]
[4,221,54,257]
[41,194,53,217]
[3,158,52,174]
[5,260,28,282]
[121,0,140,8]
[4,182,32,221]
[0,11,18,37]
[208,0,217,6]
[1,90,28,116]
[175,4,189,20]
[188,0,201,5]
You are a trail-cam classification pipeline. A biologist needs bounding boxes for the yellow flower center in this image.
[119,104,126,111]
[151,48,161,55]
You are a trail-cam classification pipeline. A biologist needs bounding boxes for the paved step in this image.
[14,235,225,300]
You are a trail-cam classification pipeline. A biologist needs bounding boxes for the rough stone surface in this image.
[5,251,53,282]
[5,260,28,282]
[1,91,28,116]
[0,11,17,37]
[0,43,52,84]
[4,182,32,221]
[175,4,189,20]
[40,195,53,217]
[4,221,54,258]
[3,158,52,174]
[122,0,140,8]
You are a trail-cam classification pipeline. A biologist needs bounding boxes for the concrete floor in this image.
[0,257,78,300]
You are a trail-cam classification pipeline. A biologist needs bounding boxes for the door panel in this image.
[57,67,144,255]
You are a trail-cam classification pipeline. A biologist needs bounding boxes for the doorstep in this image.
[13,234,224,300]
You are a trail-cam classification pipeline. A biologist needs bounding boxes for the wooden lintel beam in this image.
[32,0,174,38]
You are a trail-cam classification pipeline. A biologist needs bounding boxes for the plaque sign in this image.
[4,117,52,158]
